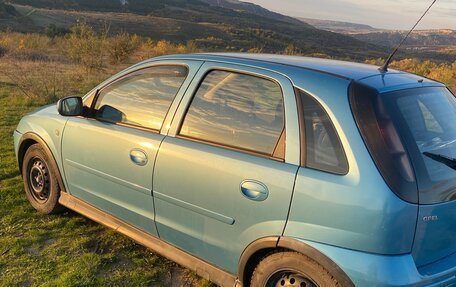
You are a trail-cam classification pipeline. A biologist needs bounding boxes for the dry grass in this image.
[0,59,89,102]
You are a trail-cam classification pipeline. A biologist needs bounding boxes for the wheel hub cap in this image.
[272,273,316,287]
[28,159,49,202]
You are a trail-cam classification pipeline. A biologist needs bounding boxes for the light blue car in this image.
[14,54,456,287]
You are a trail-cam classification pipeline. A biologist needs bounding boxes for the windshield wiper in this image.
[423,152,456,170]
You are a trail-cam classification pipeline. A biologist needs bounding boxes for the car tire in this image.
[250,251,340,287]
[22,144,64,214]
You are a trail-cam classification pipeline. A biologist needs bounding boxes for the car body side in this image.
[14,54,456,287]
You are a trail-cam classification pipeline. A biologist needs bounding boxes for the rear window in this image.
[388,87,456,204]
[351,84,456,204]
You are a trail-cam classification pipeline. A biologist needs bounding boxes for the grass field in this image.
[0,88,214,286]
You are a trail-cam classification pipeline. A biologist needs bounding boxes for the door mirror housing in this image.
[57,96,83,117]
[96,105,126,123]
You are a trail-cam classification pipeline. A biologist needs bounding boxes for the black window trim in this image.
[294,88,306,166]
[86,64,190,134]
[296,88,349,176]
[176,67,287,162]
[349,82,419,203]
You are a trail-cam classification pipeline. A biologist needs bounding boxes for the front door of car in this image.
[153,62,301,273]
[61,61,202,235]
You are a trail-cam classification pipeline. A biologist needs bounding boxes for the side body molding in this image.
[237,237,354,287]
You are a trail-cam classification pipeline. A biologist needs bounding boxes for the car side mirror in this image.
[97,105,126,123]
[57,96,83,117]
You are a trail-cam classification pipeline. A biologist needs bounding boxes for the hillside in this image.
[1,0,454,61]
[2,0,389,60]
[6,0,304,24]
[200,0,303,24]
[0,2,19,18]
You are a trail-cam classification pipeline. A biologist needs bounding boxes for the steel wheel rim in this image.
[27,157,50,203]
[267,271,317,287]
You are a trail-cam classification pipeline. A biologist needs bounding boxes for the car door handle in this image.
[240,180,269,201]
[130,149,148,166]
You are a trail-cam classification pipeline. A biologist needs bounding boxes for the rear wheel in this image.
[22,144,64,214]
[250,252,340,287]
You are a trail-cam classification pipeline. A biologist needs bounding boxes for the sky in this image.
[243,0,456,30]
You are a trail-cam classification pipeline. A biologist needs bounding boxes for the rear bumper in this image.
[418,252,456,286]
[297,239,456,286]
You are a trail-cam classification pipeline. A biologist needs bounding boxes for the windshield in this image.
[386,87,456,204]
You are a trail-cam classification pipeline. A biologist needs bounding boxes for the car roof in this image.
[149,53,444,92]
[154,53,401,80]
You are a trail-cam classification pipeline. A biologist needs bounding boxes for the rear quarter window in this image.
[298,90,349,175]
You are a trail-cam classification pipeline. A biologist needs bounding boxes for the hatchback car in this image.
[14,53,456,287]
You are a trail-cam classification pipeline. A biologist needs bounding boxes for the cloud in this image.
[244,0,456,29]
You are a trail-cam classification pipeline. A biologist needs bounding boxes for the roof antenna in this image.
[378,0,438,73]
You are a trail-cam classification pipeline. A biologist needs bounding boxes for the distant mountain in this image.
[298,17,378,33]
[4,0,389,60]
[351,30,456,48]
[298,17,456,49]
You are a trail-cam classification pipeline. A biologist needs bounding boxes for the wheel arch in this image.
[238,236,354,287]
[18,132,67,193]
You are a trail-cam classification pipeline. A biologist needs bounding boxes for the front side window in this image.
[299,91,348,174]
[95,65,188,130]
[180,70,285,157]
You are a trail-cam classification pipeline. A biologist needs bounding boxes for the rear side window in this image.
[299,91,348,174]
[179,70,285,157]
[95,65,188,130]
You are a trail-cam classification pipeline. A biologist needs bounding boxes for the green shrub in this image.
[66,22,106,72]
[0,45,6,58]
[107,33,140,64]
[283,44,301,56]
[44,23,70,38]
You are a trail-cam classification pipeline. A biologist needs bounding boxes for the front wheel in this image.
[22,144,64,214]
[250,252,340,287]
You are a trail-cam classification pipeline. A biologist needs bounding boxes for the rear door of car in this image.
[152,62,301,273]
[61,60,203,235]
